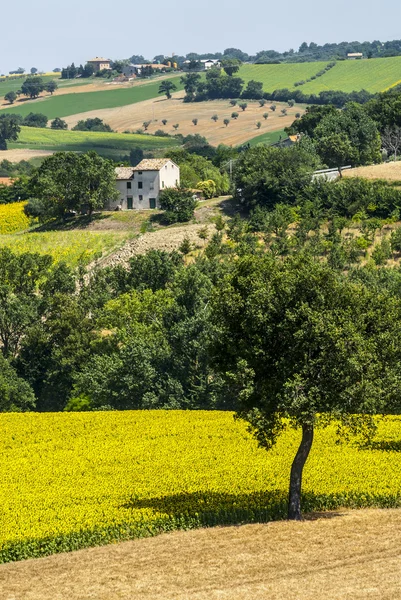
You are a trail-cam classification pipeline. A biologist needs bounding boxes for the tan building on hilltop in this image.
[87,57,112,72]
[110,159,180,210]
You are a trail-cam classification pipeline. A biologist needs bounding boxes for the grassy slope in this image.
[248,129,286,146]
[239,56,401,94]
[9,126,178,156]
[2,77,183,120]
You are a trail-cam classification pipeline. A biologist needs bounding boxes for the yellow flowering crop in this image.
[1,411,401,563]
[0,202,30,234]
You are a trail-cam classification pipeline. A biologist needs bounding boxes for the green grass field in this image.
[239,56,401,94]
[0,74,63,98]
[247,129,286,147]
[2,77,183,120]
[9,126,178,156]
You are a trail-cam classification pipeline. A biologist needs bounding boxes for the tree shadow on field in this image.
[122,490,345,525]
[33,212,111,232]
[362,439,401,452]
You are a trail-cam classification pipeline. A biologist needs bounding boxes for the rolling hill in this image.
[8,126,178,158]
[239,56,401,94]
[1,76,183,120]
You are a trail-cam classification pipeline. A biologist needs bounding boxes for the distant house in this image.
[270,134,300,148]
[87,57,112,72]
[122,63,166,77]
[183,59,221,71]
[109,159,180,210]
[347,52,363,60]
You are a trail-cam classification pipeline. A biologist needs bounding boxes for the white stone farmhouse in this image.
[109,159,180,210]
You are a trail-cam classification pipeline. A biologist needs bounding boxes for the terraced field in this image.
[1,76,183,120]
[239,56,401,94]
[9,126,178,157]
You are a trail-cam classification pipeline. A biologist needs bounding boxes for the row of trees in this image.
[4,77,58,104]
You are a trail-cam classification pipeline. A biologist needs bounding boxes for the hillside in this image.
[1,509,400,600]
[61,97,303,146]
[8,126,178,158]
[239,56,401,93]
[1,76,183,120]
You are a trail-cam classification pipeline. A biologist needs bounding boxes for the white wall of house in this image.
[108,161,180,210]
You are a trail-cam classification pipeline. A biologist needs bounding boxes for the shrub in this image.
[197,179,217,199]
[231,112,239,119]
[159,188,197,224]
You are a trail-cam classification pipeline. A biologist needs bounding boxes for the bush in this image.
[197,180,217,199]
[159,188,198,224]
[22,113,48,128]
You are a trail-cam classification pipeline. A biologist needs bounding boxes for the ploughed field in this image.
[1,410,401,563]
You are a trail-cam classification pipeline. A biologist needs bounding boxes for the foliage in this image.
[72,118,113,133]
[27,151,119,218]
[0,354,35,411]
[165,149,230,195]
[211,253,401,518]
[50,117,68,130]
[158,80,177,99]
[159,188,197,224]
[197,180,217,199]
[4,91,17,104]
[20,76,45,99]
[22,113,48,128]
[0,114,20,150]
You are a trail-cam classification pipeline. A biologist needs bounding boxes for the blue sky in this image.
[1,0,401,73]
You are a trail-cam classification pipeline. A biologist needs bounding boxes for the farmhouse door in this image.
[149,198,156,209]
[127,197,133,209]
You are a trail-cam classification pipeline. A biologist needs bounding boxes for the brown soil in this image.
[0,148,53,161]
[343,161,401,181]
[1,508,400,600]
[63,95,304,146]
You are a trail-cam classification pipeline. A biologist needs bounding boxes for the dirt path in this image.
[95,222,217,269]
[1,508,400,600]
[63,96,303,146]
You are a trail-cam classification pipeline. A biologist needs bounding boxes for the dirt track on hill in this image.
[63,96,303,146]
[1,508,401,600]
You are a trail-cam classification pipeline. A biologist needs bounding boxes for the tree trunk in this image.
[288,424,314,520]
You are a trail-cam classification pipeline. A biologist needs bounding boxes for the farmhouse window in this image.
[139,195,143,201]
[162,181,165,188]
[138,182,143,189]
[127,181,132,189]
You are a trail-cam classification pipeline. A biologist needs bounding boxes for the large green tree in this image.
[158,80,177,99]
[27,151,119,218]
[212,253,401,520]
[0,114,21,150]
[20,76,45,99]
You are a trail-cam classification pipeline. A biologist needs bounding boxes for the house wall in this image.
[108,161,180,210]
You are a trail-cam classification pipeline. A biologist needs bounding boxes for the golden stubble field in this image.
[344,161,401,181]
[63,94,304,146]
[1,509,400,600]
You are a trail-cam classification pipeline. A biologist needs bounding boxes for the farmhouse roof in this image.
[133,158,175,171]
[88,57,111,63]
[347,52,363,57]
[115,167,134,180]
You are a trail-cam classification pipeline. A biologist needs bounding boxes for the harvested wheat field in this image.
[0,508,400,600]
[344,161,401,182]
[63,94,304,146]
[0,148,53,161]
